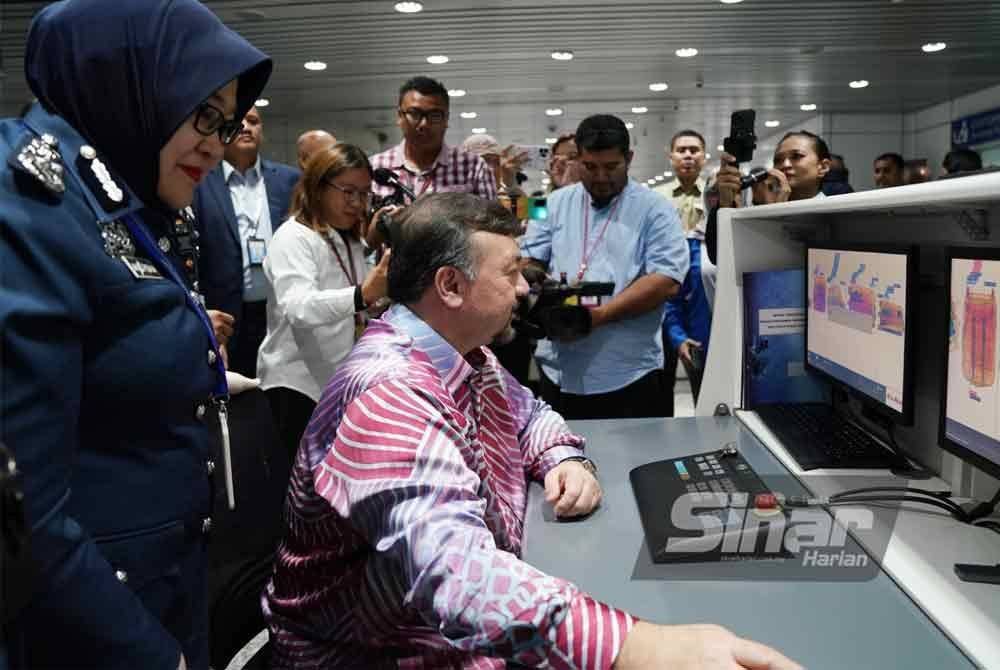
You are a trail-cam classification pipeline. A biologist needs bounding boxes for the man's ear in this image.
[817,157,832,180]
[434,265,467,309]
[625,150,634,167]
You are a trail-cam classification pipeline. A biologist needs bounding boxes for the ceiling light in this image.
[304,61,327,71]
[849,79,869,89]
[655,175,665,181]
[545,137,558,144]
[675,48,699,58]
[545,107,564,116]
[764,120,780,128]
[721,0,744,3]
[254,98,270,107]
[649,82,669,92]
[717,144,725,151]
[800,103,817,111]
[647,179,657,185]
[394,1,423,12]
[459,111,477,119]
[705,153,711,159]
[541,177,551,185]
[922,42,947,53]
[632,106,648,114]
[551,51,574,61]
[471,127,486,134]
[664,171,673,178]
[448,88,466,97]
[426,55,449,65]
[625,122,635,130]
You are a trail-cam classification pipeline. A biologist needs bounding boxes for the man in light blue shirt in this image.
[522,114,688,419]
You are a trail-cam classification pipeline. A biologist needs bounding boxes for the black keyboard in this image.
[754,403,902,470]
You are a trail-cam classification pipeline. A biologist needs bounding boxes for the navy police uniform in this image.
[0,105,221,669]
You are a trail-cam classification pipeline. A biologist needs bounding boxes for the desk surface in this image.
[522,417,975,670]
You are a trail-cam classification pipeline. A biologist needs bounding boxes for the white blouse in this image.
[257,217,367,402]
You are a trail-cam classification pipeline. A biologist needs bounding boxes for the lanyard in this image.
[578,190,624,282]
[123,213,236,510]
[322,229,360,286]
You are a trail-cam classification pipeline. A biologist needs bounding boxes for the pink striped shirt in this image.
[263,304,633,668]
[369,141,497,201]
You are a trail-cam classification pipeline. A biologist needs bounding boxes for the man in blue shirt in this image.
[522,115,689,419]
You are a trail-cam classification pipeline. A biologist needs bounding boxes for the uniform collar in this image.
[22,104,142,224]
[382,303,480,397]
[669,175,705,197]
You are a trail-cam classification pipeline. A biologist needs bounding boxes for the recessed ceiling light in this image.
[655,175,665,181]
[675,48,699,58]
[394,1,423,13]
[471,127,486,134]
[426,55,449,65]
[304,61,327,71]
[922,42,947,53]
[800,103,817,111]
[664,171,673,178]
[716,145,724,152]
[631,106,648,114]
[459,111,477,119]
[545,137,558,144]
[705,153,711,159]
[254,98,269,107]
[541,177,551,185]
[448,89,466,97]
[765,120,780,128]
[649,82,669,92]
[849,79,870,89]
[721,0,743,3]
[545,108,564,116]
[551,51,574,61]
[647,179,657,185]
[625,122,635,129]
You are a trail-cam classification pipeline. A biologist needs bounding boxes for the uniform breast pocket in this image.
[95,519,186,593]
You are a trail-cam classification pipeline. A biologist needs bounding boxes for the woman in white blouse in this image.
[258,143,390,460]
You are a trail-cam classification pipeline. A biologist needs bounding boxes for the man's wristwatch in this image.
[563,456,598,476]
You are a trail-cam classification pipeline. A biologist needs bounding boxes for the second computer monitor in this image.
[806,243,917,424]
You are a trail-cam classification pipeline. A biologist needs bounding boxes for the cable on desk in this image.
[784,494,970,523]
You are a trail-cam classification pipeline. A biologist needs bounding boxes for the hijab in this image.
[25,0,272,210]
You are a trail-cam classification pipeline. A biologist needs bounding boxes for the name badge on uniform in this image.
[120,255,163,280]
[247,237,267,266]
[580,295,604,307]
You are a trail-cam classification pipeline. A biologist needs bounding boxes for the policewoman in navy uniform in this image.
[0,1,271,668]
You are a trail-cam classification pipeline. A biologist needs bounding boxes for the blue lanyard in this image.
[122,213,229,399]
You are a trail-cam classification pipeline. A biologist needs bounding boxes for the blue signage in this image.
[951,107,1000,148]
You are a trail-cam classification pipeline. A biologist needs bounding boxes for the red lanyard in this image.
[322,229,359,286]
[578,190,624,282]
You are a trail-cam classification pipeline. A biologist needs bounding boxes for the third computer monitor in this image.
[940,247,1000,479]
[806,243,917,424]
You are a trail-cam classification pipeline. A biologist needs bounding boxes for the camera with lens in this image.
[515,268,614,340]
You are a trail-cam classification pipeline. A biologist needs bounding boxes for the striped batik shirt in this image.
[369,141,497,201]
[263,304,634,669]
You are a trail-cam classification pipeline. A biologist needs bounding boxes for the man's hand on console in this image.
[544,459,602,518]
[613,621,802,670]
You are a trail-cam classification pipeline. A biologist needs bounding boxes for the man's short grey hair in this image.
[387,192,520,304]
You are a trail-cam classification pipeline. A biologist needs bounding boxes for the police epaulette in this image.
[8,132,65,197]
[75,144,130,213]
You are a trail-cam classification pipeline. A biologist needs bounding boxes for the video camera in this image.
[516,270,615,340]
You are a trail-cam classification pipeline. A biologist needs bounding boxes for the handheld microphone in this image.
[740,166,769,190]
[373,168,417,203]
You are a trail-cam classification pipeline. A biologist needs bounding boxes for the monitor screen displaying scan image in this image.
[806,244,917,423]
[941,248,1000,479]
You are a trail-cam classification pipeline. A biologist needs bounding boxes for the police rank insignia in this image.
[8,133,65,195]
[100,220,162,280]
[76,144,130,212]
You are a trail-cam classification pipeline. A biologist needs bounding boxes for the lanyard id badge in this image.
[247,236,267,266]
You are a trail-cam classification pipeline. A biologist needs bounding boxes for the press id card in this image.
[247,237,267,266]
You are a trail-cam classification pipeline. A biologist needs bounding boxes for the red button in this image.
[754,493,778,509]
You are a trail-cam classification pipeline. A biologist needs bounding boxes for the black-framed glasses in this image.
[325,181,373,205]
[192,102,243,145]
[399,107,447,125]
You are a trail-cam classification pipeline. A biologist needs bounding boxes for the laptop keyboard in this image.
[754,403,902,470]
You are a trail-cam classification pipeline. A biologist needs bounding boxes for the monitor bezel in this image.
[938,246,1000,481]
[804,241,918,426]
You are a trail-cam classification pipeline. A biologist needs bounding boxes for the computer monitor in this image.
[939,247,1000,480]
[805,243,917,424]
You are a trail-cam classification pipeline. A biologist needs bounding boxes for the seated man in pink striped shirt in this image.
[263,192,799,670]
